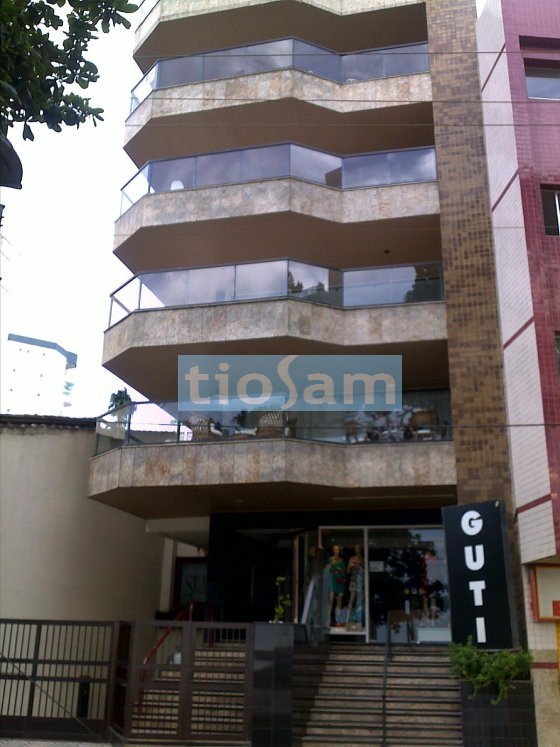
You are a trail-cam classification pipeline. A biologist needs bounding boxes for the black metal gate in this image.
[116,620,253,743]
[0,619,117,740]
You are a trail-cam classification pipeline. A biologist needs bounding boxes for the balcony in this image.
[134,1,427,72]
[125,40,432,163]
[89,397,456,517]
[115,144,440,271]
[109,260,443,327]
[102,260,447,398]
[131,39,429,112]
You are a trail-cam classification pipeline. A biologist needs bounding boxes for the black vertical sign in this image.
[442,500,516,649]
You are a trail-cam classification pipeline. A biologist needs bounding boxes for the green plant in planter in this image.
[450,637,532,704]
[273,576,292,623]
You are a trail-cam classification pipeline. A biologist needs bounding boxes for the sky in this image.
[0,23,143,417]
[0,0,490,418]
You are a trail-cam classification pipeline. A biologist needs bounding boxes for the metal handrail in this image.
[137,602,217,712]
[380,610,393,747]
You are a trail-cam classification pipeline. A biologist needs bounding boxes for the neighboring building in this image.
[1,333,77,415]
[477,0,560,740]
[0,414,164,620]
[85,0,556,743]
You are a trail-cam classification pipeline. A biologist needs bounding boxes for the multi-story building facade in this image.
[477,0,560,740]
[88,0,557,742]
[1,333,77,415]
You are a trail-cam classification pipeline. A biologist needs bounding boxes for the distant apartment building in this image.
[1,333,77,415]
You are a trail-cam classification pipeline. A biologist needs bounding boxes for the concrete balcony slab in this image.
[115,179,440,273]
[125,71,433,165]
[102,299,448,399]
[88,439,456,519]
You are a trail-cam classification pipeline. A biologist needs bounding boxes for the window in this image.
[542,188,560,235]
[526,66,560,100]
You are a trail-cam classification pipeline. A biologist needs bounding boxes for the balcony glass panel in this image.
[107,261,442,328]
[242,144,290,180]
[186,265,235,305]
[130,39,429,112]
[293,40,340,80]
[203,46,247,80]
[288,261,333,304]
[140,271,189,309]
[95,391,452,452]
[343,152,389,188]
[131,65,158,111]
[384,42,429,77]
[196,150,243,187]
[235,261,287,301]
[245,39,293,75]
[121,165,150,211]
[388,147,437,184]
[158,55,203,88]
[290,145,342,187]
[149,158,195,192]
[294,390,452,444]
[120,145,436,211]
[110,276,141,326]
[128,402,190,446]
[341,52,384,82]
[344,263,442,307]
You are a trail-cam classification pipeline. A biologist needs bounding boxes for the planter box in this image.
[460,680,538,747]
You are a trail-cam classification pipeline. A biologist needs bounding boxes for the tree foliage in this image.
[0,0,137,141]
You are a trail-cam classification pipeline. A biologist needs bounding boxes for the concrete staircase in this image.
[292,643,463,747]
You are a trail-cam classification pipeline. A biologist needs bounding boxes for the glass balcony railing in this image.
[108,260,444,327]
[130,38,429,112]
[94,391,453,454]
[120,144,437,213]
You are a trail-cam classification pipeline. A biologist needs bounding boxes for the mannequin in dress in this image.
[346,544,364,626]
[327,544,346,626]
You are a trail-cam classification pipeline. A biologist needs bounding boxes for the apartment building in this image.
[86,0,556,742]
[477,0,560,739]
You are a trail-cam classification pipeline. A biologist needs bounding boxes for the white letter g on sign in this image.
[461,510,483,536]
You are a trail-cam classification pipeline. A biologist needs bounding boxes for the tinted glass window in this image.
[542,188,560,235]
[526,67,560,100]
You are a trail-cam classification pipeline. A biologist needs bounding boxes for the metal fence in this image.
[116,620,253,743]
[0,619,117,740]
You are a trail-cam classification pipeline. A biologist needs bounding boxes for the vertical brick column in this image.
[426,0,524,636]
[426,0,512,510]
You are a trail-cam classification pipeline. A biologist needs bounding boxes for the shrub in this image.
[450,637,532,703]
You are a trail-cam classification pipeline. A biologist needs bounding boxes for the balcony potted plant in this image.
[450,637,537,746]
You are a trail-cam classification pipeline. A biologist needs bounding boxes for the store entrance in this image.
[217,528,294,623]
[319,526,450,643]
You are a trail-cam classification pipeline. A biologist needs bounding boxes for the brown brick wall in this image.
[426,0,512,510]
[426,0,524,639]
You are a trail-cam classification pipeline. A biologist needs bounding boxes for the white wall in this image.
[0,423,164,620]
